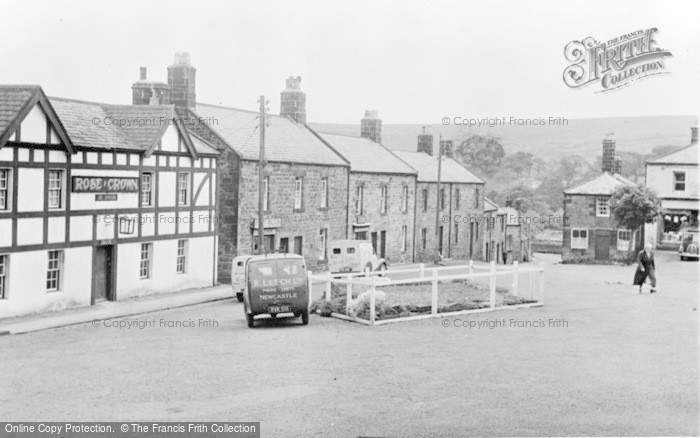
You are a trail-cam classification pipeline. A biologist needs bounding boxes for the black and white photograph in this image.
[1,1,698,437]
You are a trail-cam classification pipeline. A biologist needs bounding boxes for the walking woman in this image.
[633,243,657,294]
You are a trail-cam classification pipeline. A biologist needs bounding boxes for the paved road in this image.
[2,252,697,437]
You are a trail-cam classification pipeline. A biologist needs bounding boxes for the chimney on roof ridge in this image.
[439,139,454,158]
[168,52,196,108]
[280,76,306,124]
[132,67,170,105]
[602,133,616,173]
[360,110,382,143]
[140,67,147,81]
[417,125,434,155]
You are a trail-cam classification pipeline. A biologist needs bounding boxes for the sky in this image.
[1,0,699,124]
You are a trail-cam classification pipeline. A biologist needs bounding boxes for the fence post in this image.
[511,261,519,296]
[489,261,496,309]
[346,282,353,316]
[369,276,377,325]
[538,261,545,304]
[431,269,438,315]
[364,266,370,279]
[325,274,331,301]
[419,263,425,278]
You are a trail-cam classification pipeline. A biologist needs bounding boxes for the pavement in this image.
[1,252,697,437]
[0,285,232,335]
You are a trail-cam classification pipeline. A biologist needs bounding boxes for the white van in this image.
[328,240,387,274]
[231,255,253,302]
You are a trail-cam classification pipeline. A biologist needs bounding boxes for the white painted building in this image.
[0,86,219,317]
[644,127,698,249]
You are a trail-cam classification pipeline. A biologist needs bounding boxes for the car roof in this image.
[248,253,306,263]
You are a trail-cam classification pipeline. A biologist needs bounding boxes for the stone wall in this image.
[414,182,485,262]
[237,161,349,271]
[347,172,416,265]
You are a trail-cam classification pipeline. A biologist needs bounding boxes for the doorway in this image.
[371,232,378,254]
[92,245,113,304]
[380,231,386,258]
[438,226,444,255]
[595,233,610,260]
[294,236,303,256]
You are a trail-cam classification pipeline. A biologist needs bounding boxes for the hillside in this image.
[310,116,697,160]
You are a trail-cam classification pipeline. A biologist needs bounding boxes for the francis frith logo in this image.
[563,28,672,92]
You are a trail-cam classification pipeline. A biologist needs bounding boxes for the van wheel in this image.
[236,293,244,302]
[378,263,387,277]
[246,313,255,328]
[301,310,309,325]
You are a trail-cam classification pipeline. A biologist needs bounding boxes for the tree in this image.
[454,135,505,175]
[610,185,661,260]
[503,151,535,176]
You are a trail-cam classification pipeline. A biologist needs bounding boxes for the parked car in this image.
[679,229,699,261]
[242,253,310,328]
[328,240,387,275]
[231,255,253,302]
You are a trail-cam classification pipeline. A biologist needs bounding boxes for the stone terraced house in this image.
[318,125,418,265]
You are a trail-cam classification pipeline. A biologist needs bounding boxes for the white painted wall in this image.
[17,168,44,212]
[20,104,48,144]
[647,164,699,199]
[160,124,180,152]
[159,172,176,207]
[116,236,215,300]
[0,247,92,318]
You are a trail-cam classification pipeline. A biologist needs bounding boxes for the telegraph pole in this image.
[434,134,443,265]
[257,95,267,255]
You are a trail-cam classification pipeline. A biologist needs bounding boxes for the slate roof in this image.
[194,103,348,166]
[0,85,37,138]
[646,143,698,165]
[564,172,636,196]
[318,133,416,175]
[392,151,484,184]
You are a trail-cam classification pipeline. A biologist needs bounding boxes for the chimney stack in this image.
[167,52,196,108]
[132,67,170,105]
[440,139,454,158]
[417,126,434,155]
[360,110,382,143]
[691,126,698,145]
[602,133,616,173]
[280,76,306,124]
[613,155,622,174]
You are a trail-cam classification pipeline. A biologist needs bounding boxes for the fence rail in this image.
[309,261,545,326]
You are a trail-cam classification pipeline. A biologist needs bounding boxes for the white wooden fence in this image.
[309,261,545,326]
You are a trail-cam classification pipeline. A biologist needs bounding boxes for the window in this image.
[177,172,189,205]
[46,250,63,291]
[421,228,427,250]
[401,186,408,213]
[379,186,387,214]
[401,225,408,252]
[318,229,328,260]
[320,178,328,208]
[0,169,9,211]
[293,236,303,255]
[454,224,459,243]
[48,170,63,209]
[617,229,632,251]
[332,247,341,255]
[355,231,367,240]
[347,247,356,254]
[262,177,270,211]
[571,229,588,249]
[141,172,153,206]
[177,240,188,274]
[475,222,479,239]
[356,185,364,215]
[455,189,460,209]
[674,172,686,191]
[0,254,6,299]
[294,178,303,209]
[440,188,446,210]
[140,243,152,279]
[596,197,609,217]
[422,189,428,211]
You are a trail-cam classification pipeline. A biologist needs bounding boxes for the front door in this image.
[280,237,289,254]
[485,242,490,262]
[371,232,378,254]
[595,233,610,260]
[92,245,113,303]
[469,223,474,258]
[380,231,386,259]
[438,226,444,255]
[294,236,303,256]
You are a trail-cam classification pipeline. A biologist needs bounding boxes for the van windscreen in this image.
[347,248,355,254]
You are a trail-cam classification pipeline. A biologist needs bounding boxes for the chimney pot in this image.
[360,110,382,143]
[140,67,147,81]
[280,76,306,124]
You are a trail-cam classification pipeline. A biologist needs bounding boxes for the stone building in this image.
[644,126,698,250]
[318,118,418,264]
[0,85,220,317]
[483,198,506,263]
[562,135,638,263]
[502,206,530,263]
[394,147,485,263]
[130,55,351,281]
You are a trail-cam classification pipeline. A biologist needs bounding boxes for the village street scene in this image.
[1,1,698,437]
